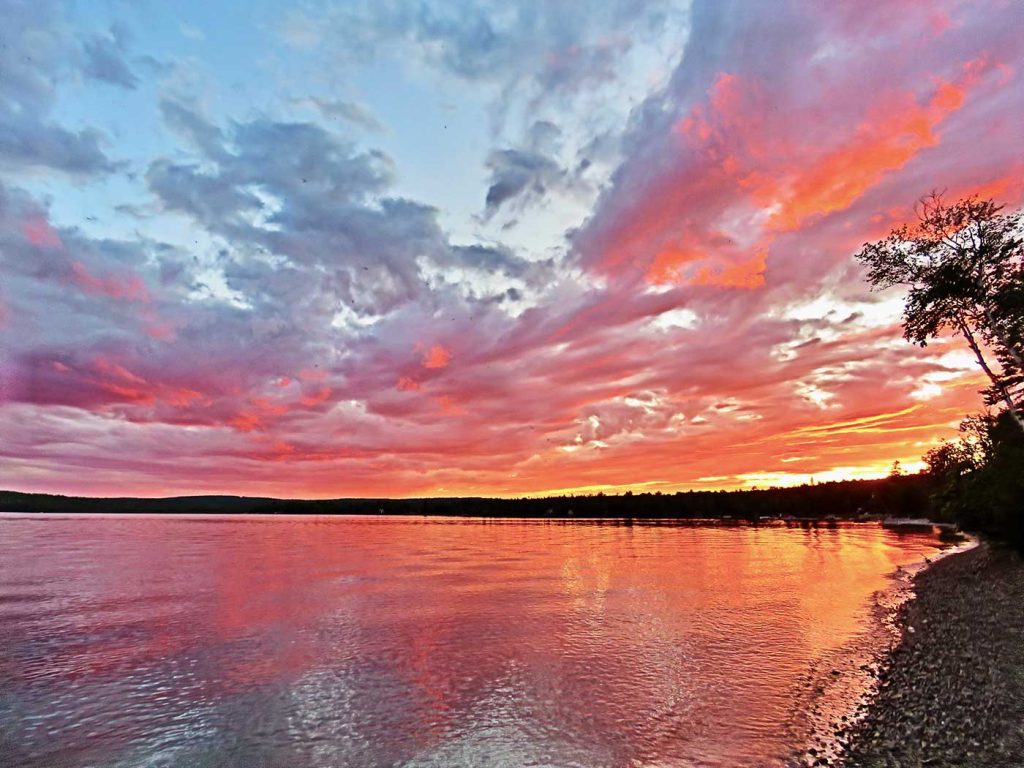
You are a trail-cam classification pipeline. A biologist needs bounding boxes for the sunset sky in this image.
[1,0,1022,498]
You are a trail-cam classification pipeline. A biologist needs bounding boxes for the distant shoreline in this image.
[0,474,941,521]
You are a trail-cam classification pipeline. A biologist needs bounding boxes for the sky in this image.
[1,0,1022,499]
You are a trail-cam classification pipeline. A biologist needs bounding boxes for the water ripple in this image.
[0,515,941,767]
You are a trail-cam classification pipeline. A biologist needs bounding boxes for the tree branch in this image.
[956,316,1024,433]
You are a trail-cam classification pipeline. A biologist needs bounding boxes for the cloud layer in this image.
[1,0,1022,497]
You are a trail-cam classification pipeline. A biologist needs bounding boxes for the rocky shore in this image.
[841,541,1024,768]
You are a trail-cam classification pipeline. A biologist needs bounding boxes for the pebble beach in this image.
[842,541,1024,767]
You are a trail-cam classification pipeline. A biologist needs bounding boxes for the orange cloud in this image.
[767,80,975,232]
[422,344,451,369]
[7,0,1023,501]
[688,250,766,289]
[630,55,1001,291]
[86,357,202,410]
[647,241,706,285]
[298,368,328,382]
[229,397,289,432]
[435,395,464,416]
[299,386,331,406]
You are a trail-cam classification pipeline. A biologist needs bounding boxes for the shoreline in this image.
[788,539,967,768]
[838,540,1024,767]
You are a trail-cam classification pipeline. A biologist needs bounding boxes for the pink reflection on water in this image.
[0,516,941,767]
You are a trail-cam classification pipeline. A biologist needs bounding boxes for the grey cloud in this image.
[528,120,560,153]
[484,148,565,215]
[0,178,321,422]
[305,0,685,105]
[149,101,537,323]
[300,97,385,133]
[0,0,118,175]
[291,0,690,227]
[159,99,226,159]
[228,120,394,204]
[0,183,175,354]
[81,26,139,90]
[0,122,116,176]
[147,160,264,224]
[482,120,578,217]
[149,103,396,226]
[450,244,528,276]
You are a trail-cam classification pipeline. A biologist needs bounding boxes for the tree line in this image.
[0,474,932,520]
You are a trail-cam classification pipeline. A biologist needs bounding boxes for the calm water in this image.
[0,515,942,768]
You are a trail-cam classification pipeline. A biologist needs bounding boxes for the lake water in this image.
[0,515,942,767]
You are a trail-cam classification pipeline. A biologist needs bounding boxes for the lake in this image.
[0,515,942,767]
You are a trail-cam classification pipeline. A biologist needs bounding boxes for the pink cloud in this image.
[299,386,331,407]
[397,376,421,391]
[145,323,176,341]
[68,261,151,303]
[22,216,63,249]
[3,0,1023,499]
[421,343,451,370]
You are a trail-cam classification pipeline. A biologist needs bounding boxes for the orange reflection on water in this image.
[0,515,941,767]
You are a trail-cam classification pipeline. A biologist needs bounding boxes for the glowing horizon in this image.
[1,0,1022,499]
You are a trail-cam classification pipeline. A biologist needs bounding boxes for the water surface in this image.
[0,515,941,767]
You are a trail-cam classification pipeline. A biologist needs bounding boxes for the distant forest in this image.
[0,473,934,521]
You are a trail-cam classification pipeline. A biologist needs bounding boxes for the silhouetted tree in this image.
[923,413,993,490]
[856,194,1024,432]
[924,410,1024,545]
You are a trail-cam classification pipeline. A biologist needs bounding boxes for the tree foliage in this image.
[924,410,1024,546]
[856,193,1024,431]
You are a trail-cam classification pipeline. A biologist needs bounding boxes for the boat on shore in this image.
[882,517,945,533]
